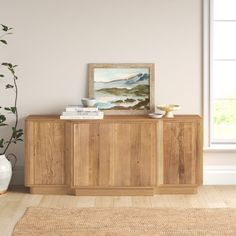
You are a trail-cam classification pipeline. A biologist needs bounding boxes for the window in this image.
[208,0,236,145]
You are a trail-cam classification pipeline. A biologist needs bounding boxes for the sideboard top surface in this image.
[26,114,202,122]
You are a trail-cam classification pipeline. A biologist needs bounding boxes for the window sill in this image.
[204,145,236,153]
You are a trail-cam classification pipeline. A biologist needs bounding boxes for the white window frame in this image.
[203,0,211,148]
[203,0,236,149]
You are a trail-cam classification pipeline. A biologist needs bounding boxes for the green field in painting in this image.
[97,84,149,97]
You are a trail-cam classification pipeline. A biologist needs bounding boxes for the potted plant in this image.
[0,24,23,194]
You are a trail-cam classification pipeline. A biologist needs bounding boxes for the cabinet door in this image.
[26,121,65,185]
[73,123,112,187]
[162,121,200,185]
[72,122,156,187]
[113,123,156,187]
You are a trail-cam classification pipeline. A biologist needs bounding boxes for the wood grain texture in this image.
[26,114,201,121]
[25,120,66,186]
[72,122,156,188]
[24,120,34,185]
[156,121,163,185]
[73,123,90,186]
[65,122,72,186]
[25,115,202,195]
[196,119,203,184]
[75,187,155,196]
[30,186,74,195]
[98,124,114,186]
[156,184,198,194]
[162,120,201,185]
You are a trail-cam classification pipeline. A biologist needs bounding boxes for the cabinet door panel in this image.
[73,122,156,187]
[98,124,114,186]
[114,123,156,186]
[163,121,197,185]
[73,123,113,186]
[28,121,65,185]
[73,124,90,186]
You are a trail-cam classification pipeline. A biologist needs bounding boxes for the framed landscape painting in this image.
[88,63,155,115]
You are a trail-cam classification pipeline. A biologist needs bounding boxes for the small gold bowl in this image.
[156,104,180,118]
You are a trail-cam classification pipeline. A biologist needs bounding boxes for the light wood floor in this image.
[1,186,236,236]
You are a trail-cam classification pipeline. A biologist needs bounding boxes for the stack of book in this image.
[60,105,104,120]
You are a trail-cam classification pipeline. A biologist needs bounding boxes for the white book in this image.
[65,105,98,112]
[60,114,104,120]
[62,111,103,116]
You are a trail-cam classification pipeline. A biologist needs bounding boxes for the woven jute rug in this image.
[13,207,236,236]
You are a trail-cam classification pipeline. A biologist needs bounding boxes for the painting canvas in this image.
[88,64,155,115]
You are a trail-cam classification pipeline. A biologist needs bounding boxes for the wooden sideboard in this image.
[25,115,203,195]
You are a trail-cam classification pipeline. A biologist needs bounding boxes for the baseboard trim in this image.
[11,165,236,186]
[156,184,198,194]
[75,187,155,196]
[30,186,74,195]
[204,166,236,185]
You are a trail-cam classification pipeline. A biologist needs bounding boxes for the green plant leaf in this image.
[16,133,23,138]
[0,114,7,125]
[10,128,24,142]
[0,114,6,123]
[1,24,8,31]
[13,129,23,134]
[2,62,9,66]
[1,62,12,68]
[4,107,16,114]
[0,40,7,45]
[0,139,4,148]
[6,84,14,89]
[0,74,4,77]
[8,68,15,74]
[0,123,7,127]
[11,107,16,114]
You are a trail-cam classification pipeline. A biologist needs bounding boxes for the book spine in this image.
[66,107,98,112]
[62,111,103,116]
[60,115,103,120]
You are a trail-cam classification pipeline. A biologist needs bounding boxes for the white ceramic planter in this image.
[0,154,12,194]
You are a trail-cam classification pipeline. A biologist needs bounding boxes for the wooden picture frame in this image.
[88,63,155,115]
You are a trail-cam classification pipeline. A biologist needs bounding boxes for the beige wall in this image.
[1,0,202,181]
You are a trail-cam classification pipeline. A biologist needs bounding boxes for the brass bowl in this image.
[156,104,180,118]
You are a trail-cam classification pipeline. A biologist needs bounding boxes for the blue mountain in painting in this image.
[95,73,149,90]
[125,73,149,84]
